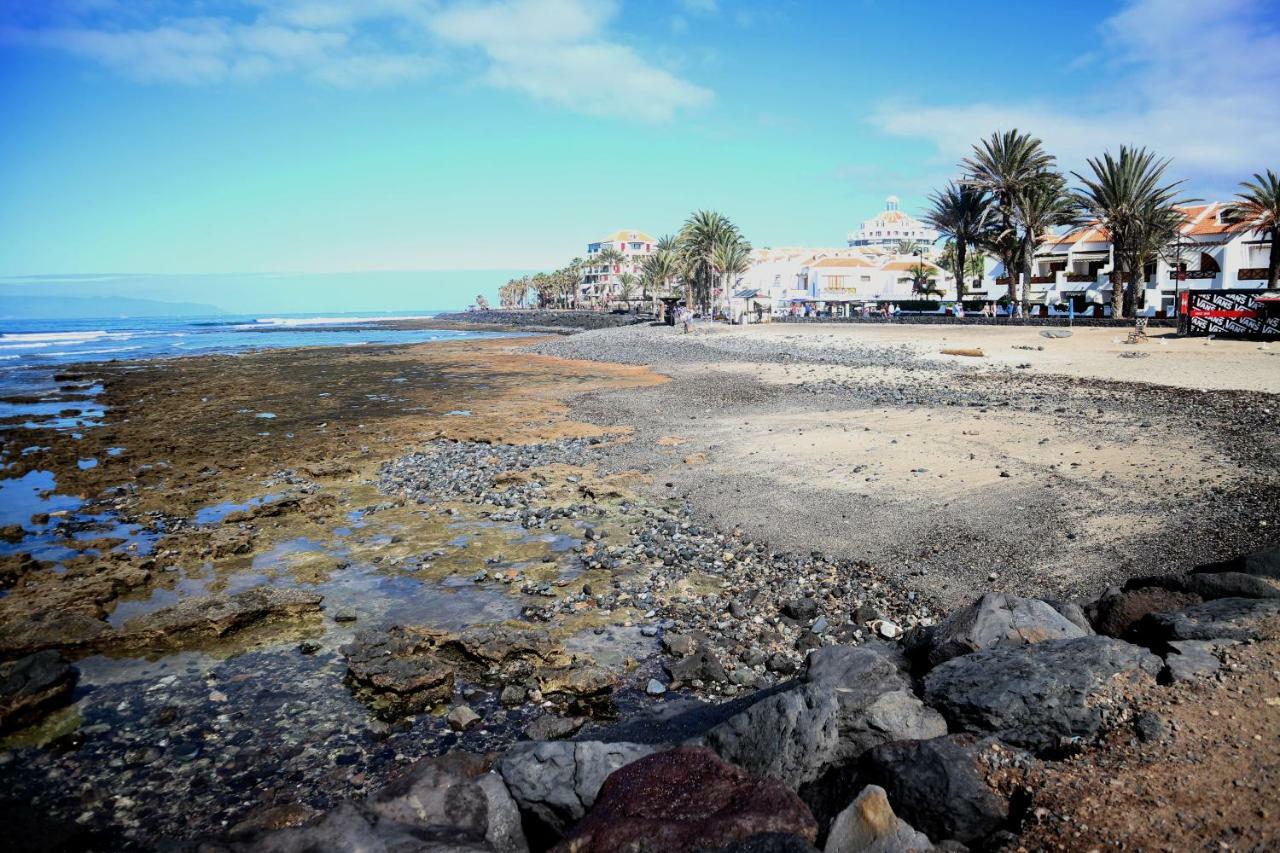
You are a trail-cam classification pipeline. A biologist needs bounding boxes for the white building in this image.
[734,246,954,318]
[1007,202,1275,316]
[582,229,656,303]
[847,196,938,255]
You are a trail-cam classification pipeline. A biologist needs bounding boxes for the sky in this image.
[1,0,1278,312]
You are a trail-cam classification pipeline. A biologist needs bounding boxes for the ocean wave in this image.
[0,330,133,348]
[38,346,144,357]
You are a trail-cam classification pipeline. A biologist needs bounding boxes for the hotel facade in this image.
[1003,202,1275,316]
[581,229,657,303]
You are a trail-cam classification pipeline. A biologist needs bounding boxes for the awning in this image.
[732,289,763,299]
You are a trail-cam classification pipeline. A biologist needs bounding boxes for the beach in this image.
[2,317,1279,849]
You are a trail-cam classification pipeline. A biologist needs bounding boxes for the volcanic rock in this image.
[823,785,933,853]
[552,746,818,853]
[116,587,323,647]
[905,593,1087,670]
[498,740,657,836]
[923,636,1162,755]
[0,650,79,732]
[1086,587,1201,638]
[1135,597,1280,643]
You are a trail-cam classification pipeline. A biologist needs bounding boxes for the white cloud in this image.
[1,0,711,119]
[869,0,1280,186]
[431,0,712,121]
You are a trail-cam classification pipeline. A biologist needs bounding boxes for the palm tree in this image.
[678,210,742,313]
[925,182,993,301]
[712,239,752,304]
[961,130,1056,307]
[1073,146,1192,317]
[642,245,679,301]
[1226,170,1280,289]
[896,239,922,256]
[1014,172,1080,308]
[594,247,625,306]
[617,273,637,309]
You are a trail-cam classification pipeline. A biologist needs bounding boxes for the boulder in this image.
[1126,572,1280,601]
[233,753,527,852]
[823,785,933,853]
[1192,546,1280,579]
[698,646,946,789]
[1162,640,1232,682]
[522,714,586,742]
[1085,587,1200,638]
[117,587,323,646]
[1135,597,1280,644]
[858,735,1023,847]
[551,746,818,853]
[366,752,527,853]
[905,593,1087,670]
[923,636,1162,755]
[497,740,657,836]
[0,650,79,733]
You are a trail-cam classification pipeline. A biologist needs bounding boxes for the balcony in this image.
[1239,268,1271,281]
[1065,273,1095,283]
[1167,270,1219,280]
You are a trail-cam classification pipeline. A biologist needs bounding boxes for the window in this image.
[630,242,644,250]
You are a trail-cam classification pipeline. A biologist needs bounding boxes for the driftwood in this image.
[941,347,985,358]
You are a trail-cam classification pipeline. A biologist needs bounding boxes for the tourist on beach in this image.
[955,302,965,319]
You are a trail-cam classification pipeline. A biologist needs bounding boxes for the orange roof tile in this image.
[812,257,873,268]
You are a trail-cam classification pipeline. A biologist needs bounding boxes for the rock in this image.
[872,621,902,640]
[667,645,729,684]
[646,679,667,696]
[0,650,79,733]
[0,608,113,657]
[1129,572,1280,601]
[663,634,696,657]
[448,705,481,731]
[1042,599,1093,635]
[858,735,1020,847]
[1132,712,1165,743]
[500,684,528,706]
[905,593,1087,671]
[1135,597,1280,644]
[1192,546,1280,579]
[538,663,617,699]
[1086,587,1201,638]
[117,587,323,646]
[783,599,820,621]
[701,834,821,853]
[523,714,586,741]
[498,740,658,836]
[1162,639,1234,682]
[698,646,946,789]
[923,636,1162,755]
[227,803,322,839]
[366,752,528,853]
[343,626,457,720]
[236,752,527,851]
[552,746,818,853]
[824,785,933,853]
[0,524,25,543]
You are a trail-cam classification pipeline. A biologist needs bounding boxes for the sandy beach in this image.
[2,318,1278,850]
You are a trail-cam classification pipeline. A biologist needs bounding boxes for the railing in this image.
[1029,275,1055,284]
[1167,270,1219,280]
[1239,268,1271,281]
[995,277,1010,285]
[1065,273,1095,283]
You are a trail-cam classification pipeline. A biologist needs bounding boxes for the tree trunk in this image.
[955,241,967,301]
[1111,261,1126,319]
[1268,228,1279,290]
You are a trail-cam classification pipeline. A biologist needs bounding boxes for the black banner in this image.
[1183,290,1280,339]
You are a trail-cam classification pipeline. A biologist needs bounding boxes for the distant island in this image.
[0,293,224,319]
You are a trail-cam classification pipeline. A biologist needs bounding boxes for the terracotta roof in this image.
[881,259,941,272]
[812,257,873,268]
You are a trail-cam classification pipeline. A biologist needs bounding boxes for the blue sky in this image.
[1,0,1278,311]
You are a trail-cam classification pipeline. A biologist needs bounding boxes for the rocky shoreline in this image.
[2,322,1278,850]
[159,543,1280,851]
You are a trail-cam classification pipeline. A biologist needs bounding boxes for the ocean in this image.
[0,311,500,425]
